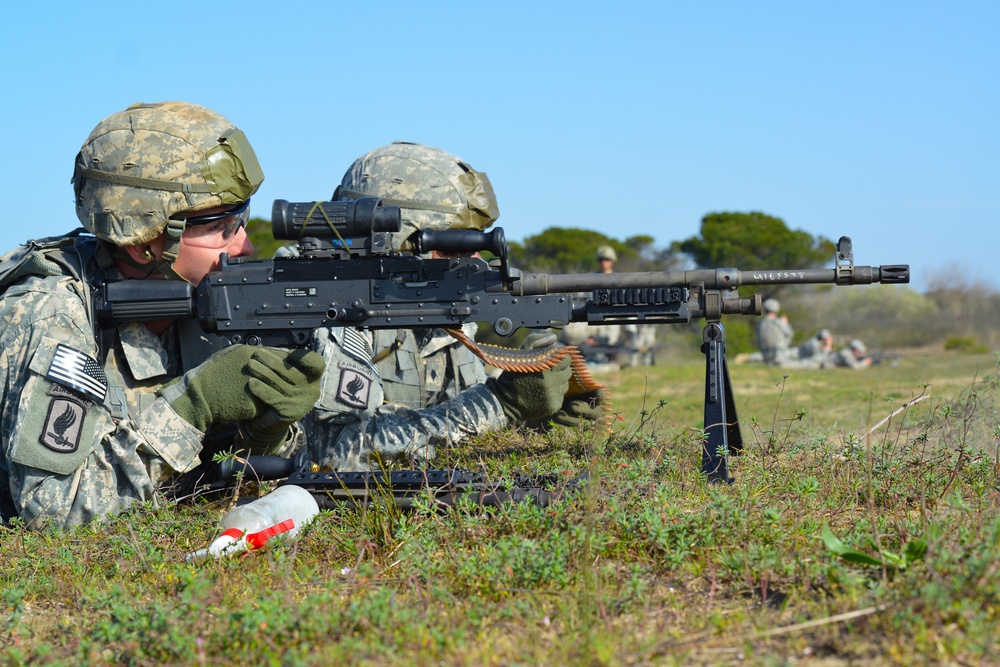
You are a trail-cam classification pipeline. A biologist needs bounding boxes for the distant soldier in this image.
[832,339,873,369]
[561,245,655,367]
[754,298,797,365]
[596,245,616,273]
[797,328,835,369]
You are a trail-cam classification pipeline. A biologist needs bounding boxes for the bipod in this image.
[701,322,743,484]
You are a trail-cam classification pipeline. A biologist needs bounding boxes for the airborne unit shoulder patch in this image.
[39,395,86,453]
[336,367,372,409]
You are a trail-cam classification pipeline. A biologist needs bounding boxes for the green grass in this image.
[2,348,999,665]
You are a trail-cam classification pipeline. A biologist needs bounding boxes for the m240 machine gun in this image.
[94,197,910,484]
[192,452,572,510]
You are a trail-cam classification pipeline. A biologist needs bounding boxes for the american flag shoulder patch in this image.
[341,328,380,377]
[46,344,108,403]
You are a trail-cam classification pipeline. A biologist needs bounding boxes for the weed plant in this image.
[1,350,998,665]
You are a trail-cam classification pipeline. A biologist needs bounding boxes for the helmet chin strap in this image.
[108,218,190,281]
[156,217,190,281]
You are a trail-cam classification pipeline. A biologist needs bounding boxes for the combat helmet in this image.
[596,245,617,263]
[72,101,264,277]
[333,141,498,252]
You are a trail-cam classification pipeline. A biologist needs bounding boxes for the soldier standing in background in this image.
[754,298,797,366]
[596,245,617,273]
[561,245,656,367]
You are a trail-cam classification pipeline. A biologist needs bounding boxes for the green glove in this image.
[243,348,326,451]
[486,357,572,423]
[160,345,260,432]
[524,389,605,431]
[160,346,325,435]
[549,389,605,428]
[519,332,558,350]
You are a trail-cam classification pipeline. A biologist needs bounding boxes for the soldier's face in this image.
[170,204,255,282]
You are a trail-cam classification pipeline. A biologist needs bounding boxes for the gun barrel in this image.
[738,265,909,286]
[872,265,910,284]
[513,264,909,295]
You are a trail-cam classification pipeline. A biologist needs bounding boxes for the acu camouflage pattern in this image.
[0,237,283,529]
[832,347,870,369]
[73,101,264,247]
[298,142,503,468]
[373,323,488,409]
[795,334,835,369]
[301,326,507,471]
[332,142,492,407]
[334,141,499,252]
[755,315,796,365]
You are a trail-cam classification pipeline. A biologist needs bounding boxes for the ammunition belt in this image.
[447,329,614,427]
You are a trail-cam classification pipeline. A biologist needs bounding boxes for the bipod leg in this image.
[701,323,743,484]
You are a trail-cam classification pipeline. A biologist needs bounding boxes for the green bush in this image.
[944,336,989,353]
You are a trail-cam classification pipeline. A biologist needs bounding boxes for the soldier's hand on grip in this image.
[243,348,325,451]
[158,346,325,440]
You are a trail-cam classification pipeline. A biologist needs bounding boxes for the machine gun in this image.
[93,197,910,484]
[187,452,573,510]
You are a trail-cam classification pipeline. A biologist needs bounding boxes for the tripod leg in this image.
[701,323,741,484]
[721,340,743,456]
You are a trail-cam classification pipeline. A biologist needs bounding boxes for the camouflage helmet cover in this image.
[72,101,264,246]
[334,141,499,250]
[762,298,781,313]
[596,245,617,262]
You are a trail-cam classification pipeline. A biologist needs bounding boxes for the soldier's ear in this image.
[124,245,156,264]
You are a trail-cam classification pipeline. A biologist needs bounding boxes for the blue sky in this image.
[2,1,996,293]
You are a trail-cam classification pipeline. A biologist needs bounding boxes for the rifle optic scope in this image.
[271,197,401,239]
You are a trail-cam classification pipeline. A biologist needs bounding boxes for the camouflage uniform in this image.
[303,326,507,470]
[333,142,498,413]
[0,102,279,529]
[297,142,507,468]
[372,323,487,409]
[832,340,871,369]
[296,142,579,467]
[0,237,231,528]
[755,300,797,366]
[796,329,834,369]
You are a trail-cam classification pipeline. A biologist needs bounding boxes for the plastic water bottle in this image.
[185,485,320,563]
